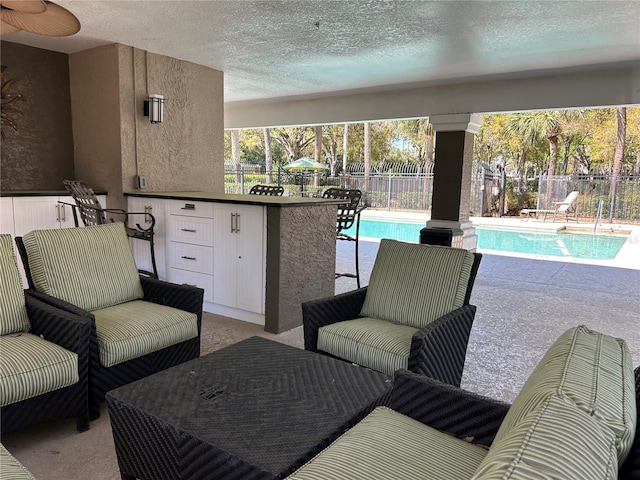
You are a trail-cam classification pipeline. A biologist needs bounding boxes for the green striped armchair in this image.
[16,222,204,420]
[303,239,481,386]
[0,234,91,434]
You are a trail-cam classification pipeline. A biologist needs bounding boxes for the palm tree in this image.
[610,107,626,200]
[364,122,371,191]
[230,129,241,183]
[262,128,273,184]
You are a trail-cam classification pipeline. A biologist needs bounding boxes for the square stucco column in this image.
[427,114,482,251]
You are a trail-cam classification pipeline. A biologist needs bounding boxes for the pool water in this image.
[343,219,627,260]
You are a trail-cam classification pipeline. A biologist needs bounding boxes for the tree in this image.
[230,129,241,182]
[364,122,371,191]
[393,119,434,165]
[260,128,273,183]
[322,124,343,176]
[610,107,626,199]
[271,127,315,161]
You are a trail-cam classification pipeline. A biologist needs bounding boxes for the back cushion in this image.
[471,394,618,480]
[22,223,143,312]
[0,234,30,335]
[493,325,636,465]
[360,239,475,328]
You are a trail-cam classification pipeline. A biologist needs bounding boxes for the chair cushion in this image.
[471,394,618,479]
[288,406,488,480]
[22,222,143,312]
[93,300,199,368]
[318,317,417,375]
[360,239,475,328]
[0,234,30,336]
[492,325,636,465]
[0,333,79,407]
[0,443,36,480]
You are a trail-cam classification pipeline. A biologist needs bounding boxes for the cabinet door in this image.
[235,205,265,313]
[212,203,238,308]
[13,196,64,234]
[127,197,167,279]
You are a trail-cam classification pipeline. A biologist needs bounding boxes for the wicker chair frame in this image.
[249,184,284,196]
[619,365,640,479]
[1,294,91,434]
[302,253,482,386]
[17,237,204,420]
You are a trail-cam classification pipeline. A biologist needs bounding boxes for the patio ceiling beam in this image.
[224,65,640,129]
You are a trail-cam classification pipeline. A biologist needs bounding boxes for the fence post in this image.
[240,166,245,195]
[535,171,543,219]
[387,170,392,211]
[608,172,617,224]
[277,166,282,187]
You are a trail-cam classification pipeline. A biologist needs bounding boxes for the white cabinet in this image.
[166,200,214,302]
[126,195,267,324]
[0,197,14,237]
[13,196,77,234]
[213,203,265,314]
[7,194,105,287]
[127,196,167,279]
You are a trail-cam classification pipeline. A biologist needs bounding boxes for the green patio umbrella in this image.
[283,156,328,191]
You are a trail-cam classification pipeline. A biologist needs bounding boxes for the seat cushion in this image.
[0,234,30,336]
[22,222,143,312]
[492,325,636,464]
[0,333,79,407]
[472,395,618,479]
[288,406,488,480]
[318,317,417,375]
[0,443,36,480]
[360,239,475,328]
[92,300,199,368]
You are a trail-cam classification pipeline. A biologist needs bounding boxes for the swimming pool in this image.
[342,219,628,260]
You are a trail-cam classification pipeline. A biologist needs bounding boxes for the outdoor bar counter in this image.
[125,191,341,333]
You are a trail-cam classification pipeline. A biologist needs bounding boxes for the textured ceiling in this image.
[3,1,640,104]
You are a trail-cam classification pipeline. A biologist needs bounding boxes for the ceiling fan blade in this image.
[1,1,80,37]
[1,17,21,34]
[0,0,46,14]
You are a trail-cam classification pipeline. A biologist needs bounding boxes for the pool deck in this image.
[358,209,640,271]
[336,214,640,402]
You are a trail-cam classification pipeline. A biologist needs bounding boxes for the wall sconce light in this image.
[143,94,164,124]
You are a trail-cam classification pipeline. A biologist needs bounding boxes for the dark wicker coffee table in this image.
[106,336,391,480]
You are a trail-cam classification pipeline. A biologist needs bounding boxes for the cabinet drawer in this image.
[169,243,213,274]
[169,216,214,246]
[168,268,213,302]
[168,200,213,218]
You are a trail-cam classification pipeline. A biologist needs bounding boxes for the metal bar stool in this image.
[322,187,366,288]
[62,180,158,279]
[249,184,284,196]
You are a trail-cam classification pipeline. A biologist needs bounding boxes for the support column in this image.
[427,114,482,251]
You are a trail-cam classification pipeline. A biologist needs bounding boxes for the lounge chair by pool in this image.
[520,190,579,222]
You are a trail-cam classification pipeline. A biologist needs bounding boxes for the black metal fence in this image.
[224,163,640,223]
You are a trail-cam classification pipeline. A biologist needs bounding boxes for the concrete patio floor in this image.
[3,235,639,479]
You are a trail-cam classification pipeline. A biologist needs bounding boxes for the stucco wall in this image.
[1,41,224,209]
[69,44,123,208]
[0,41,74,191]
[130,50,224,194]
[70,45,224,210]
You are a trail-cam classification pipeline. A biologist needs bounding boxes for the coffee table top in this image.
[107,336,391,477]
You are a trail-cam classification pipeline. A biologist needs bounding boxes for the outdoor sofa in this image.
[288,325,639,479]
